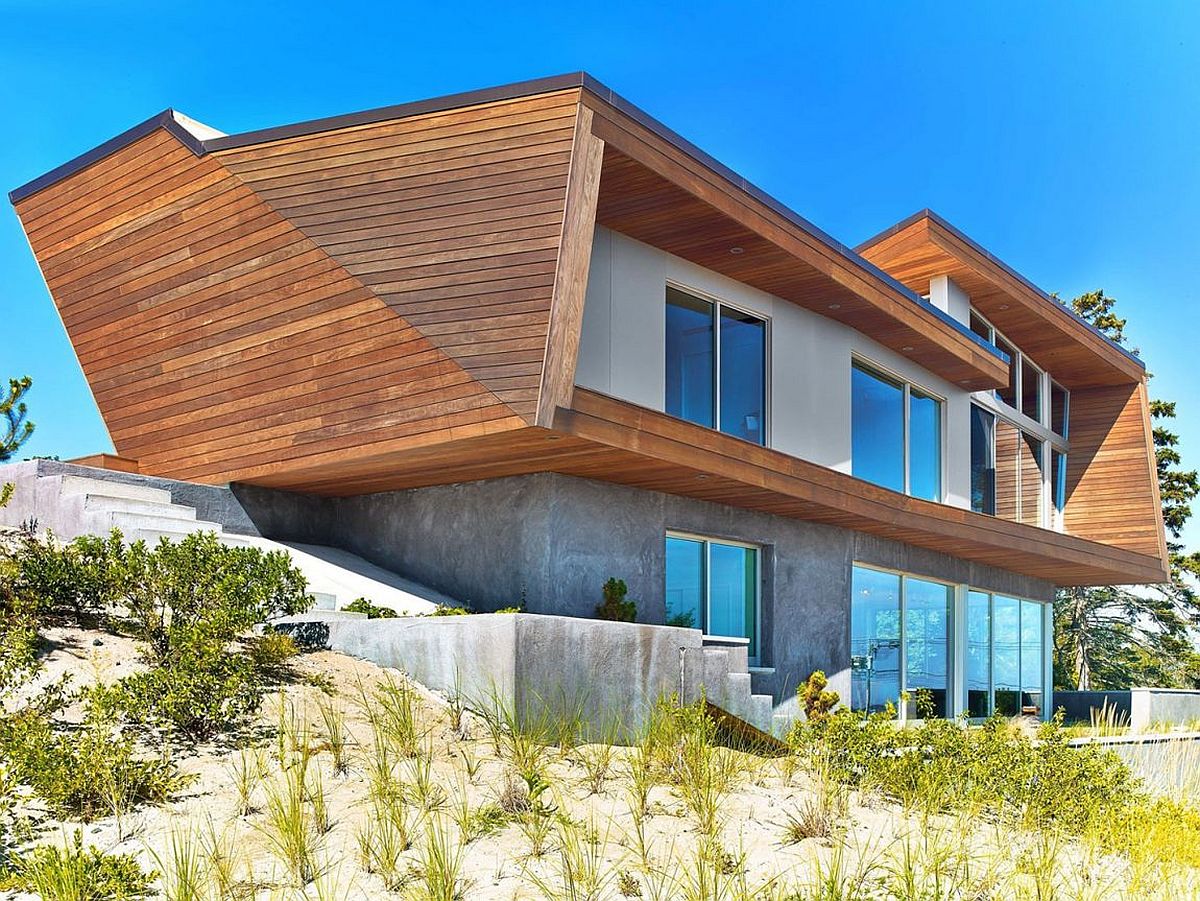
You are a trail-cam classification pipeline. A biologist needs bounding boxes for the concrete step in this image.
[84,495,197,520]
[106,511,223,535]
[724,671,753,720]
[772,712,795,740]
[746,693,773,734]
[58,475,171,505]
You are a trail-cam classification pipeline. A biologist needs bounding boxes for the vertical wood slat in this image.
[537,106,605,426]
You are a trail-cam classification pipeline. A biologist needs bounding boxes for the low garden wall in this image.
[1056,688,1200,730]
[275,611,707,740]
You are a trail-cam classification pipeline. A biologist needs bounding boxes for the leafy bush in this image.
[426,604,472,616]
[0,708,186,821]
[798,670,839,723]
[6,830,154,900]
[6,530,129,621]
[789,707,1138,834]
[87,531,310,740]
[595,578,636,622]
[343,597,398,618]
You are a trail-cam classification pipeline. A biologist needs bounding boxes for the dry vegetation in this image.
[1,626,1199,900]
[2,530,1200,900]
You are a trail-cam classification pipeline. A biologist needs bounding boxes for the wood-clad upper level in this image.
[9,73,1168,586]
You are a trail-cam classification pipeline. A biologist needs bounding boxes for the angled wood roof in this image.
[9,74,1168,586]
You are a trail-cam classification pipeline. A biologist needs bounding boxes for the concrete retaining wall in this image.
[1056,688,1200,730]
[276,612,705,739]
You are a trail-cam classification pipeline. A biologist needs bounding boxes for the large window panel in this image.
[966,591,992,717]
[993,595,1022,716]
[970,405,996,515]
[665,289,714,428]
[1021,600,1045,717]
[994,420,1020,522]
[1021,357,1043,423]
[905,578,952,719]
[665,536,704,631]
[709,543,758,658]
[909,390,942,502]
[996,335,1018,407]
[718,308,765,445]
[851,364,905,493]
[850,567,901,715]
[1020,433,1045,528]
[665,534,760,661]
[1051,381,1069,437]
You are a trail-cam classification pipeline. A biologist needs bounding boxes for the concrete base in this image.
[1056,688,1200,730]
[275,612,709,740]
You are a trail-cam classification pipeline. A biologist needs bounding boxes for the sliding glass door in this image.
[665,534,760,661]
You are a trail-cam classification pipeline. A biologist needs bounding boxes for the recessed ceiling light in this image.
[998,304,1010,310]
[901,345,914,352]
[729,246,744,255]
[695,473,711,481]
[828,303,841,310]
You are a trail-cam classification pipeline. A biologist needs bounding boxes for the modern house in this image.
[9,73,1168,722]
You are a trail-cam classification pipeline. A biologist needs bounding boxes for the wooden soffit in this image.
[857,210,1145,389]
[579,93,1008,392]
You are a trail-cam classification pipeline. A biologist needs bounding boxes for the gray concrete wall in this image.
[275,612,704,739]
[1054,690,1133,725]
[1055,689,1200,730]
[240,471,1055,713]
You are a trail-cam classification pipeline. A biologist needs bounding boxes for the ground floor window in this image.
[966,590,1047,718]
[665,533,760,661]
[850,565,952,718]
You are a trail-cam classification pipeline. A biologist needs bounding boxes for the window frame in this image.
[962,589,1050,722]
[850,562,956,723]
[850,356,947,503]
[966,310,1069,531]
[665,530,763,665]
[664,281,772,447]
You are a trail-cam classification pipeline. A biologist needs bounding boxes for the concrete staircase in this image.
[686,639,777,736]
[28,472,446,615]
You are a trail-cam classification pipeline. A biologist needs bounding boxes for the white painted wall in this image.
[578,226,972,510]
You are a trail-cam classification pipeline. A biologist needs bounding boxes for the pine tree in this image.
[1,376,35,507]
[1053,294,1200,689]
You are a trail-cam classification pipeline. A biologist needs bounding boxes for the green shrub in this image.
[788,707,1139,834]
[426,604,472,616]
[343,597,398,618]
[0,707,186,821]
[7,830,154,900]
[798,670,839,723]
[6,530,129,621]
[89,532,310,740]
[595,578,636,622]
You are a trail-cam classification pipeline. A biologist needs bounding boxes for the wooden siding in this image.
[1065,380,1168,563]
[14,130,528,485]
[214,90,584,421]
[858,212,1143,389]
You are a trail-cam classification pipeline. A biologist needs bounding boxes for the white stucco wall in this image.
[577,226,972,510]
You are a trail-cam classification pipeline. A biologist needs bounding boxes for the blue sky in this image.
[2,1,1197,549]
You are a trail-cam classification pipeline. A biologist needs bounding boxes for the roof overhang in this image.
[857,209,1145,389]
[10,73,1010,393]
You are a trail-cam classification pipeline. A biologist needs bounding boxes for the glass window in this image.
[709,543,758,658]
[969,310,992,343]
[1051,382,1069,437]
[1021,358,1043,422]
[665,288,714,428]
[1020,433,1044,528]
[665,535,759,660]
[966,591,992,717]
[994,420,1020,522]
[993,595,1022,716]
[909,390,942,502]
[905,578,952,719]
[852,363,942,501]
[1052,450,1067,524]
[718,307,765,445]
[1021,600,1045,718]
[852,364,905,493]
[970,405,996,515]
[995,335,1018,407]
[665,536,704,631]
[850,567,901,715]
[665,287,766,445]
